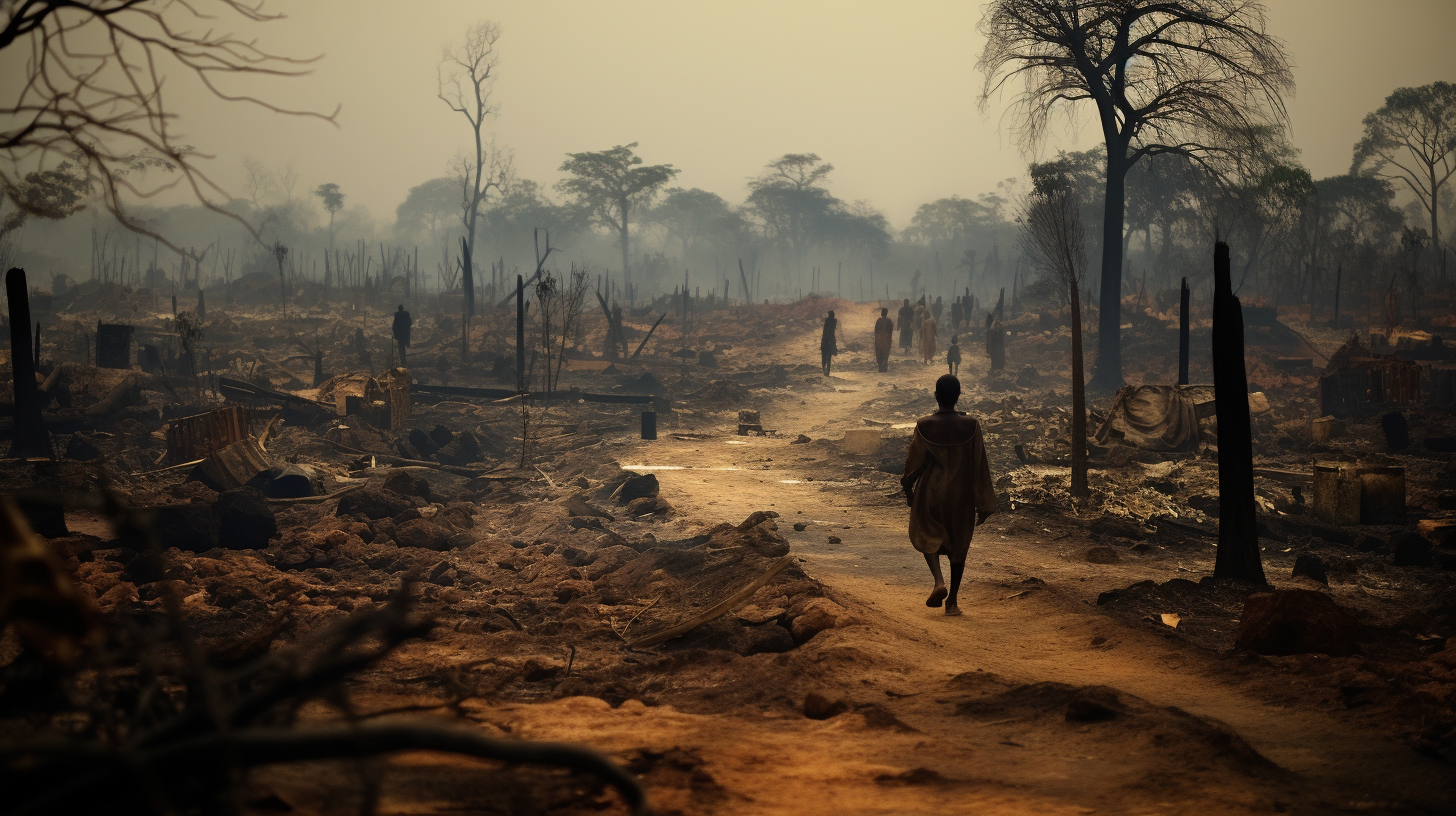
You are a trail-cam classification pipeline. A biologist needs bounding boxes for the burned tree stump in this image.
[6,268,52,458]
[1211,243,1265,584]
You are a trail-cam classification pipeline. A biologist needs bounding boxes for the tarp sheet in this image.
[1095,385,1201,452]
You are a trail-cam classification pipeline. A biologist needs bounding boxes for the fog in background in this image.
[4,0,1454,303]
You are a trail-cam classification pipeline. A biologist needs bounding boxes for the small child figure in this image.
[947,335,961,376]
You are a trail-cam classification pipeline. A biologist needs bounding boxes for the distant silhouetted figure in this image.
[392,304,412,367]
[920,313,938,365]
[947,335,961,376]
[897,298,915,352]
[950,296,963,333]
[874,307,894,372]
[901,375,997,617]
[820,310,839,376]
[931,295,944,323]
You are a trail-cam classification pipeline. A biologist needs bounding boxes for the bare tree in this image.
[438,21,513,316]
[0,1,337,252]
[979,0,1293,392]
[1353,81,1456,281]
[242,157,276,213]
[1018,165,1089,498]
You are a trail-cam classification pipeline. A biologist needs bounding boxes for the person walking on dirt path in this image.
[897,299,915,354]
[901,375,997,616]
[874,307,894,372]
[920,311,938,365]
[947,335,961,376]
[820,310,840,376]
[392,304,412,367]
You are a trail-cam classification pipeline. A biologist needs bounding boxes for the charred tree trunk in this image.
[1329,263,1342,329]
[6,268,52,458]
[1069,284,1088,498]
[1178,277,1190,386]
[1211,242,1265,584]
[516,274,525,394]
[1088,143,1128,394]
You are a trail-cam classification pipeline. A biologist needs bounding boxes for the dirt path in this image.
[616,300,1455,813]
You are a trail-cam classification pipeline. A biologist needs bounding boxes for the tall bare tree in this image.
[1018,163,1089,497]
[978,0,1293,392]
[1353,81,1456,280]
[557,143,677,287]
[0,1,336,252]
[438,20,513,317]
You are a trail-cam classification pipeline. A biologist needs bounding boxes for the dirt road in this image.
[610,300,1455,815]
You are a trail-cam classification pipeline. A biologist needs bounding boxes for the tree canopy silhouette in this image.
[978,0,1293,392]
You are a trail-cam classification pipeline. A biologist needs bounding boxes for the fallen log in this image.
[627,555,795,649]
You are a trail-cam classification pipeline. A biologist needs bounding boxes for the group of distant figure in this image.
[823,293,996,378]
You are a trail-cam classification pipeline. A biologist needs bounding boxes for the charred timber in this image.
[1211,242,1265,584]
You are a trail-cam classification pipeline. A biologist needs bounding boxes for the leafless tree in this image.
[1018,169,1089,498]
[979,0,1293,392]
[438,21,514,315]
[0,1,337,253]
[242,157,276,213]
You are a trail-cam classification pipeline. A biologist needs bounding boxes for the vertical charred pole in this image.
[1211,242,1264,584]
[1329,263,1342,329]
[516,273,525,394]
[1178,277,1190,386]
[460,237,475,363]
[1069,282,1088,498]
[6,268,52,458]
[197,288,206,321]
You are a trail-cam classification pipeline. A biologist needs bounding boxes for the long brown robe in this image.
[920,316,938,364]
[901,415,997,564]
[874,316,894,371]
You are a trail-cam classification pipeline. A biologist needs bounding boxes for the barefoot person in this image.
[901,375,997,616]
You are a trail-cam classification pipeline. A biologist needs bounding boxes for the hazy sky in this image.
[83,0,1456,229]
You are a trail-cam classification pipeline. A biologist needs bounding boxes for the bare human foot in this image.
[926,585,947,608]
[944,604,963,617]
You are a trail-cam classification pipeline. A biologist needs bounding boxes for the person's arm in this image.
[901,429,928,507]
[970,421,997,525]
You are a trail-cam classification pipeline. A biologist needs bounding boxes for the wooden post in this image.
[1178,277,1190,385]
[6,268,51,458]
[1211,242,1265,584]
[516,274,525,394]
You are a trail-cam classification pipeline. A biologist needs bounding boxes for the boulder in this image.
[790,598,848,642]
[383,470,432,502]
[214,487,278,549]
[246,463,321,498]
[1234,589,1359,657]
[1291,553,1329,585]
[152,503,220,552]
[1084,546,1120,564]
[625,496,672,517]
[1089,515,1149,541]
[65,433,104,461]
[17,499,68,538]
[429,424,455,448]
[394,519,455,551]
[1390,532,1434,567]
[406,428,439,458]
[616,473,660,503]
[336,487,411,520]
[741,623,795,655]
[435,430,483,466]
